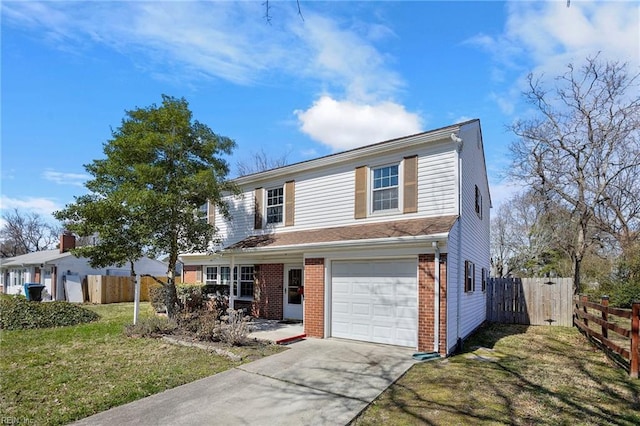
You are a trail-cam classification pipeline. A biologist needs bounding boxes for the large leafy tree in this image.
[55,194,151,275]
[55,95,236,317]
[509,56,640,293]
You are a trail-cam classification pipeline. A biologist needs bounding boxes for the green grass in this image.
[354,324,640,426]
[0,303,281,425]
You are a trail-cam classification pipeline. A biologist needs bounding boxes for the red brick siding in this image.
[183,265,200,283]
[439,254,447,355]
[418,254,448,355]
[304,258,325,338]
[252,264,284,320]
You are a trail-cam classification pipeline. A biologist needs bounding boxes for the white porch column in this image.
[229,255,235,310]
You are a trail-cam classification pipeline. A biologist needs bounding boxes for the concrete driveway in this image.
[73,338,417,426]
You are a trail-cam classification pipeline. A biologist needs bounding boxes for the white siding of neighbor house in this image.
[446,121,491,352]
[214,138,459,248]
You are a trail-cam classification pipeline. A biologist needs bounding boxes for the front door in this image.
[43,268,53,300]
[283,266,303,320]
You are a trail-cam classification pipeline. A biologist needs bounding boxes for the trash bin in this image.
[23,283,46,302]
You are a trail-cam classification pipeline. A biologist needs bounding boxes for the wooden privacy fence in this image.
[574,295,640,378]
[487,277,574,326]
[87,275,168,304]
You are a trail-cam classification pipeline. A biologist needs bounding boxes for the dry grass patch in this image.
[354,325,640,426]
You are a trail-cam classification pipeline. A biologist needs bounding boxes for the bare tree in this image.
[509,55,640,293]
[236,148,290,176]
[491,191,568,278]
[263,0,303,24]
[0,209,62,257]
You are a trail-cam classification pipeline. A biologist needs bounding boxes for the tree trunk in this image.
[165,275,180,319]
[573,255,582,295]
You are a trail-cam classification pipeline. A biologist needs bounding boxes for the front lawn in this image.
[0,302,281,425]
[354,324,640,425]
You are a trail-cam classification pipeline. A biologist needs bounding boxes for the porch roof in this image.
[224,215,458,252]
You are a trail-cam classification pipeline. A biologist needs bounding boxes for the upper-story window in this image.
[372,165,399,212]
[198,203,208,222]
[266,187,284,224]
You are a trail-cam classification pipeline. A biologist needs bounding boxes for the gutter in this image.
[453,132,464,352]
[220,232,452,257]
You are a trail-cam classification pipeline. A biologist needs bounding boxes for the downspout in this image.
[433,241,440,353]
[452,132,464,351]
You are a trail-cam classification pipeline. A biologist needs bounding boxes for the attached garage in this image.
[331,259,418,347]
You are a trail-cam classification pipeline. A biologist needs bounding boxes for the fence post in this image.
[582,295,589,327]
[601,295,609,339]
[631,301,639,379]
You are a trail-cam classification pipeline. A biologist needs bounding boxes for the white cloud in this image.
[469,1,639,114]
[2,2,423,152]
[43,170,89,187]
[488,180,524,210]
[295,96,422,151]
[293,14,403,102]
[0,196,60,217]
[290,13,421,151]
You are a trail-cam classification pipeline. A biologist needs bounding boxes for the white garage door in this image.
[331,259,418,347]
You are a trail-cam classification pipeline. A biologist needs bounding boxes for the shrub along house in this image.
[180,119,491,355]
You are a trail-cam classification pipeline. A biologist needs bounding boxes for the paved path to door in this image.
[73,338,417,426]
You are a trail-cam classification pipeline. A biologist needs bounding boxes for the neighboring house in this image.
[1,234,168,301]
[180,119,491,355]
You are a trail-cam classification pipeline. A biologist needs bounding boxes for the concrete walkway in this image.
[73,338,417,426]
[247,319,305,343]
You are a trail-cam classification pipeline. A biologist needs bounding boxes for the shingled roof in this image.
[225,215,458,251]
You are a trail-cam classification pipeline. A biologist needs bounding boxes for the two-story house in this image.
[180,119,491,356]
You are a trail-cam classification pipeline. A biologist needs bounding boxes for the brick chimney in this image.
[60,234,76,253]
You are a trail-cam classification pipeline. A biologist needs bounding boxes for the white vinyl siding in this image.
[211,135,462,251]
[450,122,490,345]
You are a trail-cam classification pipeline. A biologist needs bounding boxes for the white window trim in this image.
[233,265,255,300]
[205,266,218,285]
[369,162,403,216]
[264,186,285,227]
[465,260,475,293]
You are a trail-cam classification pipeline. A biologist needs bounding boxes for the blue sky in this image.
[2,1,639,227]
